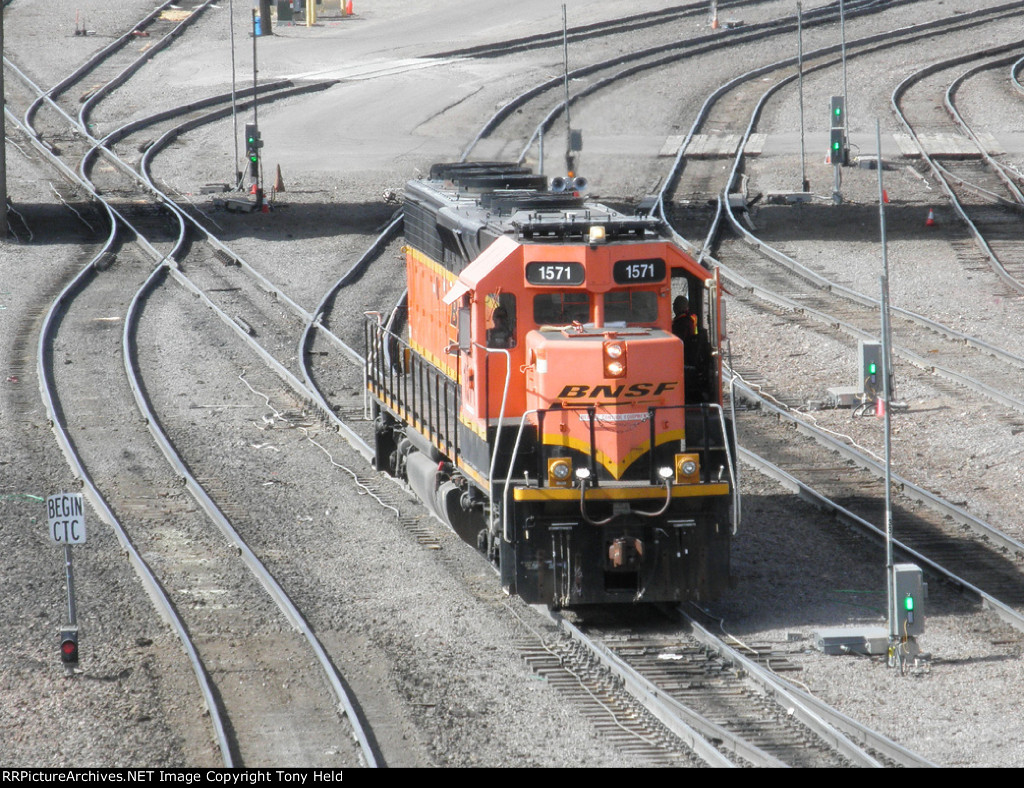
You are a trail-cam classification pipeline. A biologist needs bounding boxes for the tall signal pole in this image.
[1,3,8,240]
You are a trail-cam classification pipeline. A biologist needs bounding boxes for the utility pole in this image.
[562,4,574,175]
[1,4,8,240]
[796,2,807,192]
[258,0,273,35]
[251,9,263,209]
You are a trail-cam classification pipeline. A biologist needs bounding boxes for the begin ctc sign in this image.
[47,493,87,545]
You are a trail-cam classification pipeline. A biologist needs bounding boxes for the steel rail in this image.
[944,54,1024,205]
[427,0,774,60]
[737,439,1024,638]
[680,610,938,767]
[891,38,1024,296]
[657,14,1024,415]
[547,606,902,767]
[77,1,218,134]
[730,375,1024,560]
[123,263,382,768]
[732,378,1024,631]
[539,610,766,767]
[22,0,181,133]
[1012,54,1024,95]
[19,121,235,765]
[13,89,390,768]
[655,3,1024,229]
[297,214,404,463]
[716,252,1024,415]
[10,30,383,769]
[465,0,896,163]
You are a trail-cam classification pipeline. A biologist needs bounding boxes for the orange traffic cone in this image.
[274,164,286,193]
[250,182,258,195]
[926,208,936,227]
[875,397,886,418]
[346,0,353,14]
[711,13,719,29]
[882,189,889,204]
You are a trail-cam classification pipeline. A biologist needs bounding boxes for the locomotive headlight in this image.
[548,458,573,487]
[603,341,627,378]
[674,454,700,484]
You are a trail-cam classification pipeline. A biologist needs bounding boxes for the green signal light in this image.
[868,362,877,375]
[904,595,915,612]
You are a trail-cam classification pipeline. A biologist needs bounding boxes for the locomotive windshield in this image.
[533,291,590,325]
[603,291,658,324]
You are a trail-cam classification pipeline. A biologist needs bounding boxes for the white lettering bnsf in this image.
[557,382,678,398]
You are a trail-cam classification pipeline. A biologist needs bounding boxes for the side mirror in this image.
[458,306,472,353]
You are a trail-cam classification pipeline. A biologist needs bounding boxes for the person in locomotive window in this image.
[487,307,513,348]
[672,295,698,339]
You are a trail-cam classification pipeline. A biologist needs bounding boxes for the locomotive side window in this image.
[533,292,590,326]
[603,291,658,324]
[486,293,517,348]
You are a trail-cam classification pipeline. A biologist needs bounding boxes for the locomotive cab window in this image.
[486,293,516,348]
[533,291,590,326]
[603,291,658,325]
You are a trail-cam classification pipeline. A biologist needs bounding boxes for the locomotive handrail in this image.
[478,344,513,513]
[500,401,740,540]
[646,402,740,533]
[503,410,543,544]
[364,318,460,463]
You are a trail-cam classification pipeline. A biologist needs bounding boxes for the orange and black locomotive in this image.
[366,162,739,606]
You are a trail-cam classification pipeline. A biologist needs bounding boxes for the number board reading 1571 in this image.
[613,258,666,284]
[525,261,585,286]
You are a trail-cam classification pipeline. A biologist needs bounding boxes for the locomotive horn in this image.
[572,176,588,192]
[550,176,568,192]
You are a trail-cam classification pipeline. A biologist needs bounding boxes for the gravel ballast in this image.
[3,0,1024,768]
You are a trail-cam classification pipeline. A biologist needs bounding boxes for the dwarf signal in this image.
[60,626,79,665]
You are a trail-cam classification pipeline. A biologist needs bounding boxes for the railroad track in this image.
[9,0,1024,767]
[893,41,1024,295]
[730,373,1024,633]
[5,3,382,767]
[531,604,934,767]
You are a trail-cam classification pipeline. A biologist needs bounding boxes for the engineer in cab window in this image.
[487,307,513,348]
[672,295,697,339]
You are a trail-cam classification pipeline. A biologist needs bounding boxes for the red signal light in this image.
[60,628,79,664]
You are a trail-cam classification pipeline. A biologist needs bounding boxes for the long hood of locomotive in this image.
[525,328,684,479]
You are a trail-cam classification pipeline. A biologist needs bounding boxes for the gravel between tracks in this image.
[4,0,1024,769]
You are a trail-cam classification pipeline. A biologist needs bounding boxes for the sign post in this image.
[47,493,86,669]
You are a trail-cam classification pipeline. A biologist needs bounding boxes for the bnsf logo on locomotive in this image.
[557,382,678,398]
